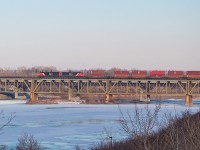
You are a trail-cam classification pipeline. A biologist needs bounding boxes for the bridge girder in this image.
[0,78,199,105]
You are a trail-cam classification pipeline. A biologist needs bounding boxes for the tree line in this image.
[0,66,58,77]
[0,66,128,77]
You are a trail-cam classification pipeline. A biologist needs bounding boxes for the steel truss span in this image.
[0,78,199,105]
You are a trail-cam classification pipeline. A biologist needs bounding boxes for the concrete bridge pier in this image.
[146,94,151,102]
[68,88,81,101]
[68,89,73,100]
[105,94,112,103]
[14,92,26,100]
[139,91,150,102]
[30,93,38,101]
[185,94,192,106]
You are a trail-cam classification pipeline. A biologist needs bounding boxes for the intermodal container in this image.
[90,70,106,78]
[168,71,184,78]
[114,71,129,78]
[150,70,165,78]
[186,71,200,78]
[131,70,147,78]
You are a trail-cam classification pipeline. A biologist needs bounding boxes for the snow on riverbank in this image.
[0,100,26,105]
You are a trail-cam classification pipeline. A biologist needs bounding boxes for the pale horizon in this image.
[0,0,199,71]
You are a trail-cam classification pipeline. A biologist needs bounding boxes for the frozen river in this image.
[0,100,200,150]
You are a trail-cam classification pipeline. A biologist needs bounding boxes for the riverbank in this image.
[0,100,26,104]
[26,99,87,104]
[90,108,200,150]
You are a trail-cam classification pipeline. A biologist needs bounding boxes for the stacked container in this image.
[186,71,200,78]
[90,70,106,78]
[114,70,129,78]
[168,71,184,78]
[131,70,147,78]
[150,70,165,78]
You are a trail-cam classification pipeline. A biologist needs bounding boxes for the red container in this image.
[186,71,200,78]
[114,71,129,78]
[90,70,106,77]
[168,71,184,78]
[131,70,147,78]
[150,70,165,78]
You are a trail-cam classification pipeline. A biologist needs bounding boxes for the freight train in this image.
[37,70,200,79]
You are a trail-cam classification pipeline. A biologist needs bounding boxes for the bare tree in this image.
[0,111,15,132]
[0,66,58,77]
[0,144,7,150]
[75,145,85,150]
[0,111,15,150]
[16,133,42,150]
[119,104,161,150]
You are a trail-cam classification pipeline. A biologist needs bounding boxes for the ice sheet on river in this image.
[0,100,200,149]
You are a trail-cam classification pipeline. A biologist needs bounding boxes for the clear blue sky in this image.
[0,0,200,70]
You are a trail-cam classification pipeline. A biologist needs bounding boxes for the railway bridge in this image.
[0,77,199,106]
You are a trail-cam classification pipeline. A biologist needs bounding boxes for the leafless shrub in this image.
[16,133,42,150]
[0,111,15,149]
[0,144,7,150]
[75,145,84,150]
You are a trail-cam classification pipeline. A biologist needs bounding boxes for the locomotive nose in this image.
[75,73,85,77]
[37,73,45,77]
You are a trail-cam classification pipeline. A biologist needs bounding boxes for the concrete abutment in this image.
[105,94,112,103]
[185,94,192,106]
[30,93,38,101]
